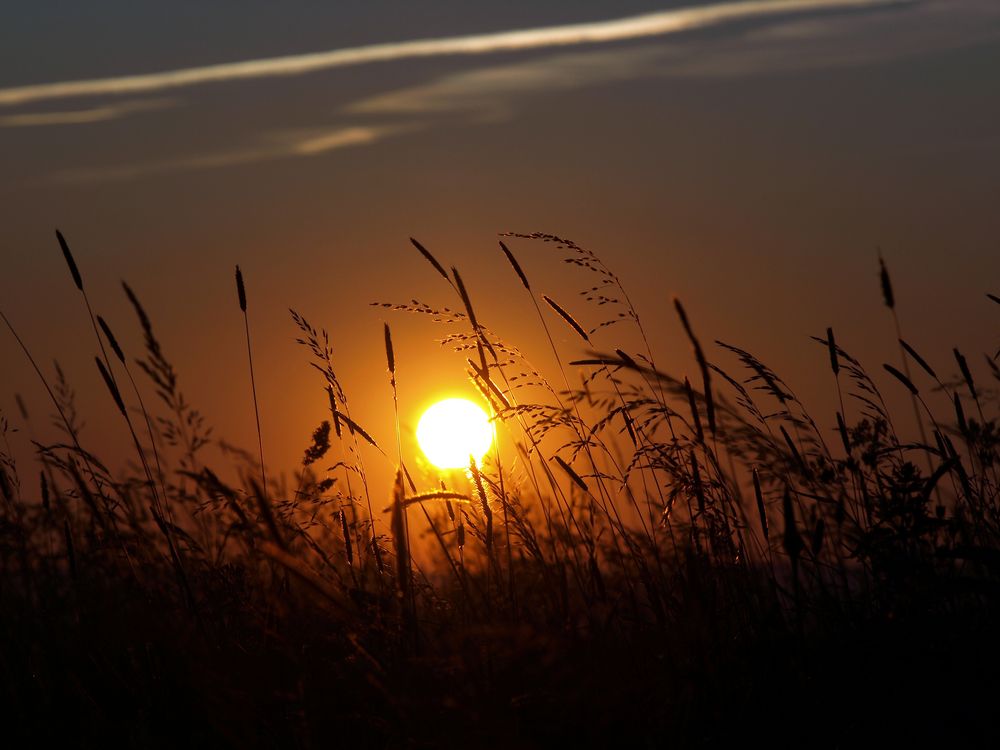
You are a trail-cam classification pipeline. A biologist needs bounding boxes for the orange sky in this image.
[2,1,999,490]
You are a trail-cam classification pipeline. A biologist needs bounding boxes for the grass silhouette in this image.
[1,230,999,747]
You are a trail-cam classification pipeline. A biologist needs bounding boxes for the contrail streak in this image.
[0,0,899,107]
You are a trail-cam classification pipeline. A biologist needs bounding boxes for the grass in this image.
[2,229,1000,747]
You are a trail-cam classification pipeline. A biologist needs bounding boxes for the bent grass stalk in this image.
[236,265,267,496]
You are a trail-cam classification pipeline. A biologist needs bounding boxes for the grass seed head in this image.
[235,265,247,312]
[56,229,83,292]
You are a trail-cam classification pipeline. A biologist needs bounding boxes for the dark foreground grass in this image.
[2,230,1000,747]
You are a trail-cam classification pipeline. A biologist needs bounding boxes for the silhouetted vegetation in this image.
[2,230,999,747]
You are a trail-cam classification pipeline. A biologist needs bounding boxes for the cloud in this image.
[343,0,1000,120]
[0,0,898,108]
[34,0,1000,185]
[653,0,1000,77]
[0,98,174,127]
[293,126,384,155]
[348,46,666,122]
[45,125,397,184]
[38,47,663,185]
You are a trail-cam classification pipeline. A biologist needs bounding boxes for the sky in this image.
[1,0,999,485]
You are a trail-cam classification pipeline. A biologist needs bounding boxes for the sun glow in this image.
[416,398,494,470]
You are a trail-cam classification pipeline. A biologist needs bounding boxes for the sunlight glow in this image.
[417,398,494,470]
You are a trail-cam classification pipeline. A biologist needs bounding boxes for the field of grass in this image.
[2,231,999,747]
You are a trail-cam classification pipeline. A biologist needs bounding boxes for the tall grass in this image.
[1,230,999,747]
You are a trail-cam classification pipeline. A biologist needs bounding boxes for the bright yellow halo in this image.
[416,398,493,470]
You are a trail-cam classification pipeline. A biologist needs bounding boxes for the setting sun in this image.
[416,397,494,470]
[7,1,1000,744]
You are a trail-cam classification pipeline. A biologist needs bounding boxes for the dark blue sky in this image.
[0,1,683,85]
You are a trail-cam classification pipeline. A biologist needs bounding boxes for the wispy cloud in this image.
[345,0,1000,118]
[653,0,1000,76]
[34,0,1000,186]
[0,98,174,128]
[0,0,897,108]
[347,47,666,122]
[38,49,662,185]
[293,126,385,155]
[45,126,397,184]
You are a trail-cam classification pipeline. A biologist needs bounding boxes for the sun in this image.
[416,398,494,470]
